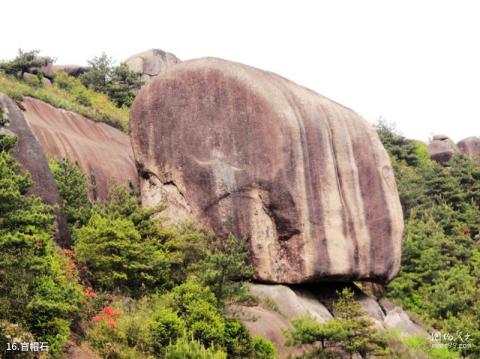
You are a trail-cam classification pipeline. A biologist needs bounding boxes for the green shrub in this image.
[74,212,170,294]
[49,158,92,229]
[196,234,254,308]
[164,337,227,359]
[150,307,185,353]
[170,281,225,347]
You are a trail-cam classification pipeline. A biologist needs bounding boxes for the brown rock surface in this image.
[427,135,457,164]
[457,136,480,159]
[0,93,70,246]
[125,49,180,85]
[131,57,403,284]
[22,97,138,201]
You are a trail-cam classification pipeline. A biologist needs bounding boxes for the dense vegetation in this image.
[0,124,82,357]
[377,121,480,357]
[0,50,137,131]
[48,159,275,358]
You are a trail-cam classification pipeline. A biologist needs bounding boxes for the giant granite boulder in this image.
[22,97,138,201]
[125,49,180,85]
[457,136,480,160]
[0,93,70,246]
[130,58,403,284]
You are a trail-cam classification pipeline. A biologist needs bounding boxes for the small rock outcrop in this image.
[125,49,180,85]
[0,93,70,246]
[457,136,480,160]
[427,135,457,164]
[131,57,403,284]
[22,97,138,201]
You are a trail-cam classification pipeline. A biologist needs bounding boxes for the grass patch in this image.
[0,72,129,131]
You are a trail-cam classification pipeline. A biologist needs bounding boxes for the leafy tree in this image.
[196,234,254,308]
[49,158,92,229]
[79,52,114,94]
[170,281,225,347]
[80,53,142,108]
[286,315,343,351]
[74,212,171,294]
[108,63,143,107]
[0,49,51,79]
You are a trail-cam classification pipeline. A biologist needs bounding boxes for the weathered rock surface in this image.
[22,97,138,201]
[23,72,52,87]
[131,57,403,284]
[427,135,457,164]
[52,64,89,77]
[125,49,180,85]
[0,93,70,246]
[249,284,333,323]
[457,136,480,160]
[27,56,54,79]
[231,283,424,357]
[378,298,424,336]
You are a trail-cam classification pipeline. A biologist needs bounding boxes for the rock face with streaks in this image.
[427,135,457,164]
[125,49,180,85]
[0,93,70,246]
[22,97,138,201]
[131,58,403,284]
[457,136,480,160]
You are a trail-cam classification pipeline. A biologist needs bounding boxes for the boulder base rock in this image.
[131,57,403,284]
[231,283,424,357]
[0,93,70,246]
[125,49,180,85]
[457,136,480,160]
[22,97,138,201]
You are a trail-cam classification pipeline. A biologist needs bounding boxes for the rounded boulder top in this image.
[130,57,404,284]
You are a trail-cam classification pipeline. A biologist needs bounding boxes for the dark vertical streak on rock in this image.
[351,119,392,282]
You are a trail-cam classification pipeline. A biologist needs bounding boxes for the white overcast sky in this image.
[1,0,479,142]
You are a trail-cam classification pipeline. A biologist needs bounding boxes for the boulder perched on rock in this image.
[22,97,138,201]
[27,56,54,79]
[52,64,89,77]
[427,135,457,164]
[125,49,180,85]
[131,57,403,284]
[457,136,480,160]
[0,93,70,246]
